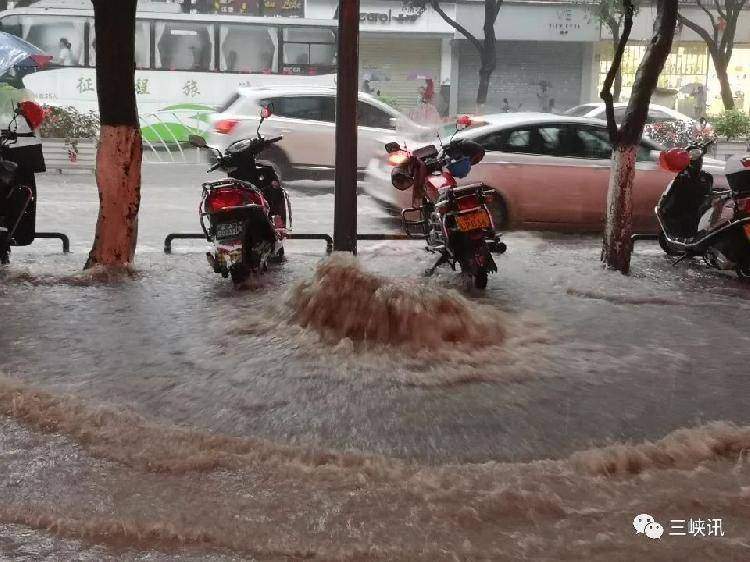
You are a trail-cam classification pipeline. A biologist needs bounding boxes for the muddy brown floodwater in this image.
[1,171,750,559]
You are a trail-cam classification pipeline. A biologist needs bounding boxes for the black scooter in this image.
[189,105,291,285]
[0,104,40,265]
[656,145,750,278]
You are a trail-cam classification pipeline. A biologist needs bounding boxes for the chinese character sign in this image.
[182,80,200,98]
[135,78,151,96]
[77,77,95,94]
[634,514,726,541]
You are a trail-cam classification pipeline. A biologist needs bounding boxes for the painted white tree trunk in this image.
[86,125,143,268]
[602,145,637,274]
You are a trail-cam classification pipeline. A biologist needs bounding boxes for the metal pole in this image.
[333,0,360,253]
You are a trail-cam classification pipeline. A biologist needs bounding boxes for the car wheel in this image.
[259,146,293,182]
[485,190,508,230]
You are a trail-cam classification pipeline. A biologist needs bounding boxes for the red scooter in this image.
[385,117,506,289]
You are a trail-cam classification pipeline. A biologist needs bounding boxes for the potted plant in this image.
[39,105,100,171]
[710,109,750,160]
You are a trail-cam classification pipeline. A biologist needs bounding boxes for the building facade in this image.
[6,0,750,116]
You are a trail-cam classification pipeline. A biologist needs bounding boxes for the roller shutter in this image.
[359,35,442,111]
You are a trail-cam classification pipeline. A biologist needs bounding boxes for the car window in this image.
[646,109,672,124]
[358,101,395,129]
[264,95,335,122]
[613,107,628,123]
[217,92,241,113]
[564,104,597,117]
[475,130,508,152]
[537,126,563,154]
[573,126,612,159]
[637,143,654,162]
[504,128,534,153]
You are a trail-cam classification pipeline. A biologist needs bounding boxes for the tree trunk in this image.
[601,145,637,273]
[611,37,622,102]
[601,0,677,273]
[476,1,499,110]
[85,0,142,269]
[476,67,492,109]
[714,58,735,111]
[476,44,497,110]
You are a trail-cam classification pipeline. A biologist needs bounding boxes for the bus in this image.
[0,2,337,143]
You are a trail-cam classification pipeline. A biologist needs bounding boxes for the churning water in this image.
[2,232,750,559]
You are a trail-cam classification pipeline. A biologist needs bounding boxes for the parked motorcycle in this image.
[656,144,750,278]
[385,117,506,289]
[0,101,45,265]
[189,105,291,285]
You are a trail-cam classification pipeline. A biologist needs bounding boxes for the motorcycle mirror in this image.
[260,104,273,120]
[456,115,472,131]
[189,135,208,148]
[659,148,690,172]
[385,142,401,153]
[17,101,45,130]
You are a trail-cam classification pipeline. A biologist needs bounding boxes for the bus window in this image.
[281,27,335,70]
[155,22,215,72]
[0,15,85,66]
[89,20,151,69]
[219,24,278,73]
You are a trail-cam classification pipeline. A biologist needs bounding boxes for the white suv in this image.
[206,86,429,180]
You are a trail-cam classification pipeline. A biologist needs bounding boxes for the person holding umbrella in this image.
[0,31,50,257]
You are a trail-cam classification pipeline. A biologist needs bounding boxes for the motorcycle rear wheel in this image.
[230,263,251,285]
[658,231,682,256]
[474,268,488,289]
[736,259,750,280]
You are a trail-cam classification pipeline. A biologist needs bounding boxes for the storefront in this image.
[306,0,456,112]
[598,3,750,117]
[453,1,599,114]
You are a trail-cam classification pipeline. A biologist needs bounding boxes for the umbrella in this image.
[0,31,53,78]
[362,69,390,82]
[407,70,434,81]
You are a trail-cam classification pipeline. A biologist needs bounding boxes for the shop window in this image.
[89,20,150,69]
[219,24,277,73]
[281,27,335,70]
[1,15,85,67]
[155,22,215,71]
[263,95,335,122]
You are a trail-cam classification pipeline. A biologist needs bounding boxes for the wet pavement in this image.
[1,165,750,560]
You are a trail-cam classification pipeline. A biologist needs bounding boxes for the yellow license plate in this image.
[456,211,491,232]
[744,224,750,240]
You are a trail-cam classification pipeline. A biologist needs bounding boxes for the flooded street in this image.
[2,165,750,560]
